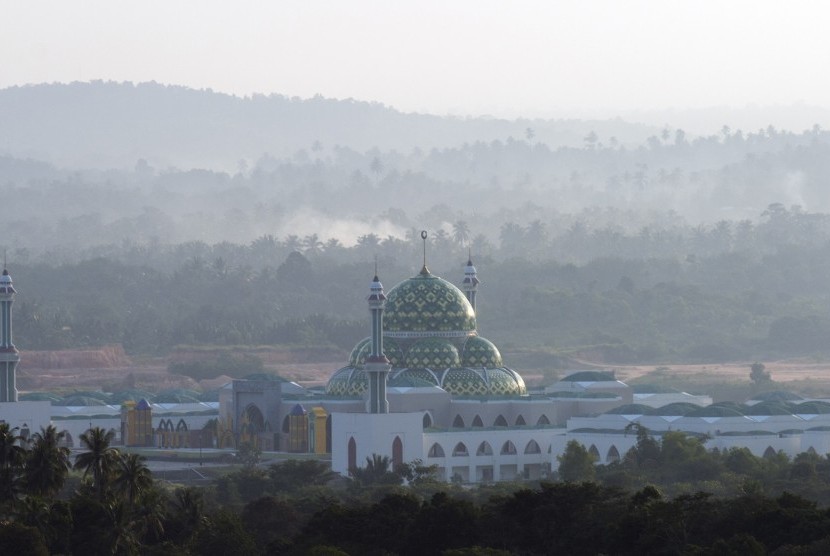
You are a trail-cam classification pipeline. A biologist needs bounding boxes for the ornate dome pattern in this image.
[384,273,476,336]
[405,338,461,369]
[389,369,440,388]
[462,336,503,367]
[441,368,490,397]
[326,265,527,398]
[348,338,371,367]
[383,337,404,368]
[326,367,368,397]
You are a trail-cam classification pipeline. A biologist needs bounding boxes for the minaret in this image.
[461,253,479,313]
[364,271,391,414]
[0,266,19,402]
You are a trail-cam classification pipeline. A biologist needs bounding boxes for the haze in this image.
[4,1,830,128]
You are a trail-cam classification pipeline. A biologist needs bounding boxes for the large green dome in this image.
[384,271,476,338]
[325,266,527,398]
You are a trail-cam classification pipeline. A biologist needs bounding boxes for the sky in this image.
[3,1,830,121]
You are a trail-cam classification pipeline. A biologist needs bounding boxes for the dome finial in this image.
[420,230,430,275]
[373,255,378,281]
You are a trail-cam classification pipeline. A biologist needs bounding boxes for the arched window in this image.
[588,445,600,460]
[515,415,526,426]
[176,419,189,432]
[763,446,777,459]
[392,436,403,469]
[61,431,74,448]
[423,413,433,429]
[452,415,465,428]
[607,445,620,463]
[452,442,469,457]
[494,415,508,427]
[348,437,357,471]
[476,441,493,456]
[537,414,550,426]
[428,443,445,458]
[472,415,484,428]
[501,441,517,455]
[808,446,818,455]
[524,440,541,454]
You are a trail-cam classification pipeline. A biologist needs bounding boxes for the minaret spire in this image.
[365,269,391,414]
[0,262,19,402]
[462,253,480,313]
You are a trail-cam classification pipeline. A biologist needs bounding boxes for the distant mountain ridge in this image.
[0,81,658,171]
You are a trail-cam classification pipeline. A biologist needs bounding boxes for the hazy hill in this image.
[0,81,658,170]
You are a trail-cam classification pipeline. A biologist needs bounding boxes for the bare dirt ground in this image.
[603,359,830,385]
[15,346,830,394]
[16,346,345,393]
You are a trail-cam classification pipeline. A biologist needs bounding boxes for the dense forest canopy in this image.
[2,82,830,363]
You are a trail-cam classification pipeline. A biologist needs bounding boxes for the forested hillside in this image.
[3,83,830,364]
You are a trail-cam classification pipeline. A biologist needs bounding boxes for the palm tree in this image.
[302,234,324,256]
[452,221,471,248]
[113,453,153,506]
[0,423,25,507]
[25,425,71,497]
[74,427,119,500]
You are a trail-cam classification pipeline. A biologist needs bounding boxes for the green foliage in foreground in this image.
[12,433,830,554]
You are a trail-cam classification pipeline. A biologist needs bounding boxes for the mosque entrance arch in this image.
[348,437,357,472]
[392,436,403,469]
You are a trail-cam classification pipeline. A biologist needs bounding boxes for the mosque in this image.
[223,236,830,482]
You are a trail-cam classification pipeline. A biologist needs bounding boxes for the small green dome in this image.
[349,338,371,367]
[440,367,527,397]
[462,336,503,367]
[326,367,367,397]
[405,338,461,368]
[385,272,476,337]
[383,337,404,368]
[389,369,440,388]
[486,368,527,396]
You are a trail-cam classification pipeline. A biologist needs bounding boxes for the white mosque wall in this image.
[0,400,51,434]
[422,428,568,482]
[331,412,424,476]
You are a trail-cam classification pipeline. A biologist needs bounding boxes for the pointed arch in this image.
[515,415,526,426]
[176,419,189,432]
[392,436,403,469]
[537,414,550,426]
[452,442,469,457]
[423,412,433,429]
[476,441,493,456]
[524,440,541,454]
[472,415,484,428]
[428,443,445,458]
[588,444,600,460]
[606,445,620,463]
[763,446,777,459]
[452,414,465,428]
[808,446,818,455]
[348,437,357,471]
[494,415,508,427]
[244,404,265,433]
[61,430,74,448]
[500,440,517,455]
